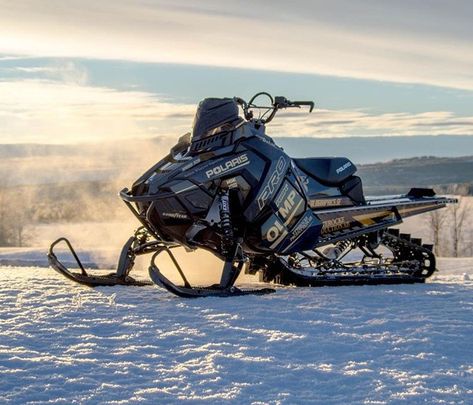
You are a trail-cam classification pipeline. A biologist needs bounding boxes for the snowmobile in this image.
[48,92,456,298]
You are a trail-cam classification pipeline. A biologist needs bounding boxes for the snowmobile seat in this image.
[294,157,357,186]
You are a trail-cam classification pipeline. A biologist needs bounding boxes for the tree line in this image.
[0,181,124,247]
[1,180,472,256]
[426,197,472,257]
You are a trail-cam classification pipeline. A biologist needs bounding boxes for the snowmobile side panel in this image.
[242,136,291,222]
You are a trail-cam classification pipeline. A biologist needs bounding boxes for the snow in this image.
[1,262,472,404]
[0,246,116,269]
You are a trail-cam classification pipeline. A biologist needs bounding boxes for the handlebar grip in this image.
[292,101,315,112]
[233,97,246,106]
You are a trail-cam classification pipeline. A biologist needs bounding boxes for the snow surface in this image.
[1,264,472,404]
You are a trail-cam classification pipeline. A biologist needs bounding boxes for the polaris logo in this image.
[257,156,288,210]
[336,161,352,174]
[205,154,249,178]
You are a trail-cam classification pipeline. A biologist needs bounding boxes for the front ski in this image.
[149,248,275,298]
[48,237,152,287]
[149,266,274,298]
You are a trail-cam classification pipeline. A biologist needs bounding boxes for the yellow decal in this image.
[352,210,393,226]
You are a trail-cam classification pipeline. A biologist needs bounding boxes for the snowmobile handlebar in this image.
[234,92,314,124]
[274,96,315,112]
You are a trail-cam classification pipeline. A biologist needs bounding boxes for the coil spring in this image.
[335,239,351,252]
[219,191,234,254]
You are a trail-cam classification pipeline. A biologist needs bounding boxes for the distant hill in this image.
[2,135,473,164]
[0,143,77,158]
[277,135,473,164]
[1,138,472,196]
[358,156,473,195]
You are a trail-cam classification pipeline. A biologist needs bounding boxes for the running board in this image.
[315,195,456,215]
[314,195,456,246]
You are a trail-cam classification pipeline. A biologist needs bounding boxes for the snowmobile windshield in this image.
[191,98,241,142]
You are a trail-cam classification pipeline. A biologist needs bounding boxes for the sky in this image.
[0,0,472,144]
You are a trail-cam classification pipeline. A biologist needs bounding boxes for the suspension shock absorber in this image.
[335,239,352,253]
[219,190,234,256]
[322,239,352,259]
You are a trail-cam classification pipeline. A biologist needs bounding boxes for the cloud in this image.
[0,78,195,143]
[1,74,472,143]
[0,1,472,90]
[0,55,33,61]
[274,109,473,137]
[3,62,89,84]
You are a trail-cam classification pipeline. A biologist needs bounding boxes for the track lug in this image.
[387,228,400,237]
[268,228,437,287]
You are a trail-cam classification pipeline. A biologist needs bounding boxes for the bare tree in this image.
[465,228,473,256]
[0,187,8,246]
[0,180,34,247]
[10,198,31,248]
[426,209,448,256]
[450,197,471,257]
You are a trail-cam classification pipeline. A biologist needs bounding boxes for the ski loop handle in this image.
[48,237,88,276]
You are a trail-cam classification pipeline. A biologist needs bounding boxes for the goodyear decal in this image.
[162,212,189,220]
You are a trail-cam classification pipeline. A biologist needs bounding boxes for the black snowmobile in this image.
[48,92,456,298]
